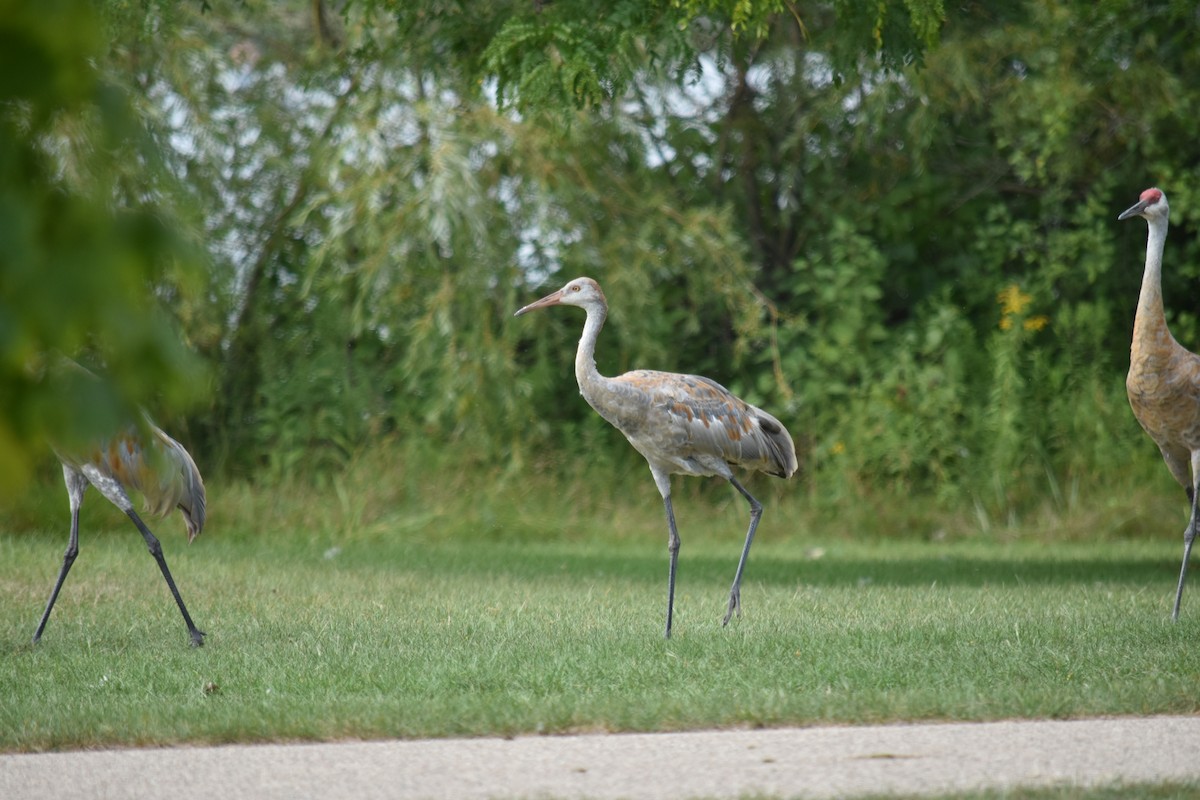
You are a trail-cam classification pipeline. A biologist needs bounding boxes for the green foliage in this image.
[15,0,1200,530]
[840,302,976,502]
[671,0,789,37]
[854,0,1200,511]
[483,12,662,111]
[827,0,945,70]
[780,217,890,406]
[0,0,205,494]
[396,0,945,111]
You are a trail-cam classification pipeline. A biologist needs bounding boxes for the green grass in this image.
[2,463,1198,753]
[855,784,1200,800]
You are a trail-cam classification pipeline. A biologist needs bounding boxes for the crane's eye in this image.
[571,285,580,292]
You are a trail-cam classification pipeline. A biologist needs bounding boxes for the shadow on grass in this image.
[11,528,1184,595]
[741,551,1183,589]
[352,540,1185,590]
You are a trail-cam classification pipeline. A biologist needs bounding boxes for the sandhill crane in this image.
[34,376,208,646]
[1119,187,1200,620]
[516,277,797,638]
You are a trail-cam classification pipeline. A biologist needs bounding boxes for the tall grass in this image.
[11,425,1176,546]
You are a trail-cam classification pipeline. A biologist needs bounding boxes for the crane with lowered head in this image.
[34,362,208,646]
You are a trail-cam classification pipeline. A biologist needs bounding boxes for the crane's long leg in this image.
[126,509,206,647]
[1173,472,1200,621]
[662,494,681,639]
[33,500,82,644]
[723,476,763,627]
[34,467,89,644]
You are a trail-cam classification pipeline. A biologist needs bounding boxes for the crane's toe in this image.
[189,629,207,647]
[722,587,742,627]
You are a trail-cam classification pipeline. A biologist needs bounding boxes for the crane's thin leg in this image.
[1173,478,1199,621]
[33,509,79,643]
[723,476,763,627]
[33,501,82,642]
[33,471,88,644]
[662,494,681,639]
[126,509,206,647]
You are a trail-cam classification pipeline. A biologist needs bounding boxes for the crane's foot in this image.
[721,587,742,627]
[189,629,207,647]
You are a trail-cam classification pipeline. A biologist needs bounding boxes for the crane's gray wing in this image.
[614,371,797,478]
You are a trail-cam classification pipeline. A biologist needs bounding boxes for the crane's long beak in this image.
[515,289,564,317]
[1118,200,1148,221]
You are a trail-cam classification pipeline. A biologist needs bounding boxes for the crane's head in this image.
[514,277,607,316]
[1118,188,1168,223]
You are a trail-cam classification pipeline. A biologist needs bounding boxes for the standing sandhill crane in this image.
[516,277,797,638]
[1119,187,1200,620]
[35,393,208,647]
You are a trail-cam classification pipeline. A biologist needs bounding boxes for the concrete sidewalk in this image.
[2,716,1198,799]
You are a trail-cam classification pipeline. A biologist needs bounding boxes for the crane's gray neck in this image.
[574,302,609,397]
[1134,215,1169,347]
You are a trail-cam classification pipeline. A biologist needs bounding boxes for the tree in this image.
[0,0,204,493]
[43,0,1200,527]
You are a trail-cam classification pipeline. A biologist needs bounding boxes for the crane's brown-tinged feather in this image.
[607,370,797,479]
[1128,346,1200,489]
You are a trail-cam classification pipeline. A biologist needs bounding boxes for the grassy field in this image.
[1,457,1198,755]
[872,785,1200,800]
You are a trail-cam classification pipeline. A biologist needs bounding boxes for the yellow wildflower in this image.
[997,284,1047,332]
[1023,315,1049,332]
[997,284,1032,317]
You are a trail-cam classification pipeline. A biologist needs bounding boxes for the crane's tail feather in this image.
[755,410,798,479]
[142,422,206,541]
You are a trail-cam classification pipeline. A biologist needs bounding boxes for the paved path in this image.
[2,716,1198,799]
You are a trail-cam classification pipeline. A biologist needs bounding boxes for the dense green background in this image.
[3,0,1199,529]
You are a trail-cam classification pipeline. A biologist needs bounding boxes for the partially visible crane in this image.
[516,277,797,638]
[1119,187,1200,620]
[34,367,208,646]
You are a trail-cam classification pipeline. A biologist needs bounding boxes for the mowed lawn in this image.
[1,476,1197,755]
